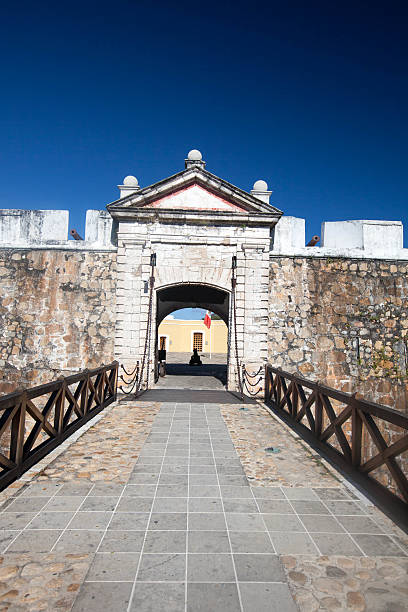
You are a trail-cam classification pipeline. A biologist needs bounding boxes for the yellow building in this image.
[158,319,227,354]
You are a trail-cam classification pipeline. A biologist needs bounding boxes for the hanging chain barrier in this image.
[230,255,244,399]
[118,361,140,395]
[121,362,139,377]
[119,253,156,398]
[242,364,264,396]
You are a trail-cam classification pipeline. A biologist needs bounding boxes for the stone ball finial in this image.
[187,149,202,161]
[123,175,139,186]
[253,179,268,191]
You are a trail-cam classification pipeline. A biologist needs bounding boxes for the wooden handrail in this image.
[0,362,119,491]
[265,363,408,532]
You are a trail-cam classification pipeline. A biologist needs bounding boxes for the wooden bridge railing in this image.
[265,364,408,531]
[0,362,118,491]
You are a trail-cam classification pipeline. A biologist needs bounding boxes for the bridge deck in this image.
[0,396,406,611]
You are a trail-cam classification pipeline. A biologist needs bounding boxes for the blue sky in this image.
[166,309,207,321]
[1,0,407,246]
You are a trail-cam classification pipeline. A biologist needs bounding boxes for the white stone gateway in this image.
[107,150,282,390]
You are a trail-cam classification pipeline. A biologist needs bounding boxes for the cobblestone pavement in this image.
[33,402,160,484]
[282,555,408,612]
[0,553,90,612]
[0,398,406,611]
[221,404,339,487]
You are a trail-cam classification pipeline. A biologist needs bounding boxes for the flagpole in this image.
[204,311,212,359]
[209,315,212,358]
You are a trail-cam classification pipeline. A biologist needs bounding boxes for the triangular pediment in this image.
[107,167,282,218]
[144,184,248,213]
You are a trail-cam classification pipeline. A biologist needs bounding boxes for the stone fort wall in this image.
[0,248,116,394]
[268,256,408,415]
[0,209,407,415]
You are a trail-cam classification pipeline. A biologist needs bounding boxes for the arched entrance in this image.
[109,151,277,396]
[155,283,231,389]
[156,283,229,325]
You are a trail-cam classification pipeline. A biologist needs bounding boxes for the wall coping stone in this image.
[1,209,407,260]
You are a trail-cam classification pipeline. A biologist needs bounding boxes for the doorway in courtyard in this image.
[154,283,230,390]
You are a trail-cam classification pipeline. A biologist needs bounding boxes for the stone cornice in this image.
[109,207,279,227]
[107,167,282,219]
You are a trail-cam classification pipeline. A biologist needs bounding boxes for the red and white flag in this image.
[204,311,211,329]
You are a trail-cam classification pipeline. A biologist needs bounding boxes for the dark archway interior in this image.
[156,283,229,325]
[155,283,229,388]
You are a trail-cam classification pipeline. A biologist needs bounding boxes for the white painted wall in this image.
[272,216,305,252]
[85,210,115,246]
[1,209,405,259]
[321,219,403,255]
[271,216,407,260]
[0,209,115,250]
[0,209,69,245]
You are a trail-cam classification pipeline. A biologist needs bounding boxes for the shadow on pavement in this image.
[135,388,256,404]
[164,363,227,385]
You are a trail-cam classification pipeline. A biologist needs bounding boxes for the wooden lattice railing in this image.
[0,362,118,491]
[265,364,408,530]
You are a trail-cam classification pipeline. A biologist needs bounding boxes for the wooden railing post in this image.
[80,370,89,416]
[292,381,298,419]
[351,394,363,467]
[10,390,26,470]
[315,382,323,438]
[84,369,91,415]
[113,361,119,400]
[276,368,282,404]
[100,365,106,410]
[264,364,269,402]
[54,377,65,436]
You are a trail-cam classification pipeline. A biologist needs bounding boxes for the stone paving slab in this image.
[0,398,407,611]
[66,401,301,611]
[0,401,159,611]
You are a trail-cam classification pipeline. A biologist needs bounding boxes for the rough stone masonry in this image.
[0,249,116,393]
[0,151,407,418]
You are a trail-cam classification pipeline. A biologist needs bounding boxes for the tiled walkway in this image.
[72,402,297,611]
[0,401,407,611]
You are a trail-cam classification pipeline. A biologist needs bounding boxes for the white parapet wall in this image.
[0,209,115,250]
[0,209,406,259]
[271,216,305,252]
[321,220,404,257]
[271,216,408,260]
[85,210,115,246]
[0,209,69,245]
